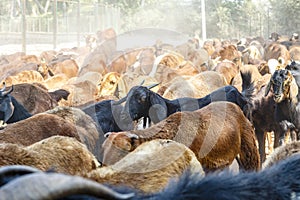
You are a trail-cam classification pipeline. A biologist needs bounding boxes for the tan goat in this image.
[0,136,100,175]
[86,139,204,194]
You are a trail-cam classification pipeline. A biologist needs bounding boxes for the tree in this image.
[269,0,300,35]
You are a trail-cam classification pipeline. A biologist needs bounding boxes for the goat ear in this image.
[265,81,272,97]
[3,85,13,96]
[289,77,298,100]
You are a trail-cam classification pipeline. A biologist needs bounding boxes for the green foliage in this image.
[269,0,300,35]
[2,0,300,39]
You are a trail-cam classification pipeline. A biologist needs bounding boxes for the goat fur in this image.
[86,139,204,194]
[0,113,81,146]
[102,102,260,172]
[137,154,300,200]
[0,136,100,175]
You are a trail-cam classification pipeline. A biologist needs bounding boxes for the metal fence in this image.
[0,0,120,53]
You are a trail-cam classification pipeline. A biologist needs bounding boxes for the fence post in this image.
[53,0,57,49]
[21,0,26,53]
[77,0,80,47]
[201,0,207,41]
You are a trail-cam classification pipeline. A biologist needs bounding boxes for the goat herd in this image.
[0,29,300,199]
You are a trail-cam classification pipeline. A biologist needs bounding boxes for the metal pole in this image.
[77,0,80,47]
[53,0,57,49]
[201,0,207,41]
[267,7,270,38]
[21,0,26,53]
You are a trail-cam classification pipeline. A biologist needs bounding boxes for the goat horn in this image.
[146,83,159,89]
[113,96,127,105]
[0,82,6,92]
[0,173,135,200]
[126,132,139,139]
[2,85,13,96]
[139,79,145,86]
[104,132,112,138]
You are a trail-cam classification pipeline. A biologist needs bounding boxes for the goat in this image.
[0,136,100,175]
[82,99,134,160]
[48,88,70,102]
[46,106,103,161]
[264,42,291,67]
[265,68,300,140]
[0,155,300,200]
[36,59,54,79]
[0,165,41,187]
[3,70,44,86]
[138,154,300,200]
[0,113,81,146]
[102,102,260,172]
[115,83,253,128]
[10,82,59,114]
[0,168,134,200]
[263,140,300,169]
[159,71,227,100]
[82,100,134,135]
[0,83,31,128]
[241,70,284,162]
[286,60,300,94]
[86,139,204,194]
[97,72,121,97]
[1,154,300,199]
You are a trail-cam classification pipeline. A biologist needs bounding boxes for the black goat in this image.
[265,68,300,140]
[82,99,134,135]
[286,60,300,101]
[0,83,31,127]
[82,100,134,162]
[241,71,286,163]
[115,84,254,127]
[138,154,300,200]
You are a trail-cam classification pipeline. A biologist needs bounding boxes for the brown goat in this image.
[160,71,227,99]
[0,113,81,146]
[45,106,103,161]
[101,102,260,172]
[86,139,204,194]
[0,136,100,175]
[264,43,290,66]
[9,83,58,114]
[213,60,239,85]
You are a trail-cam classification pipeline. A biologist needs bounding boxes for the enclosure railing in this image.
[0,0,120,53]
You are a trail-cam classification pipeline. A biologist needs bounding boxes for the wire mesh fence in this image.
[0,0,120,53]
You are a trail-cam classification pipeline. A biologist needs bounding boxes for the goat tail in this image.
[240,71,255,101]
[240,71,255,122]
[238,120,261,171]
